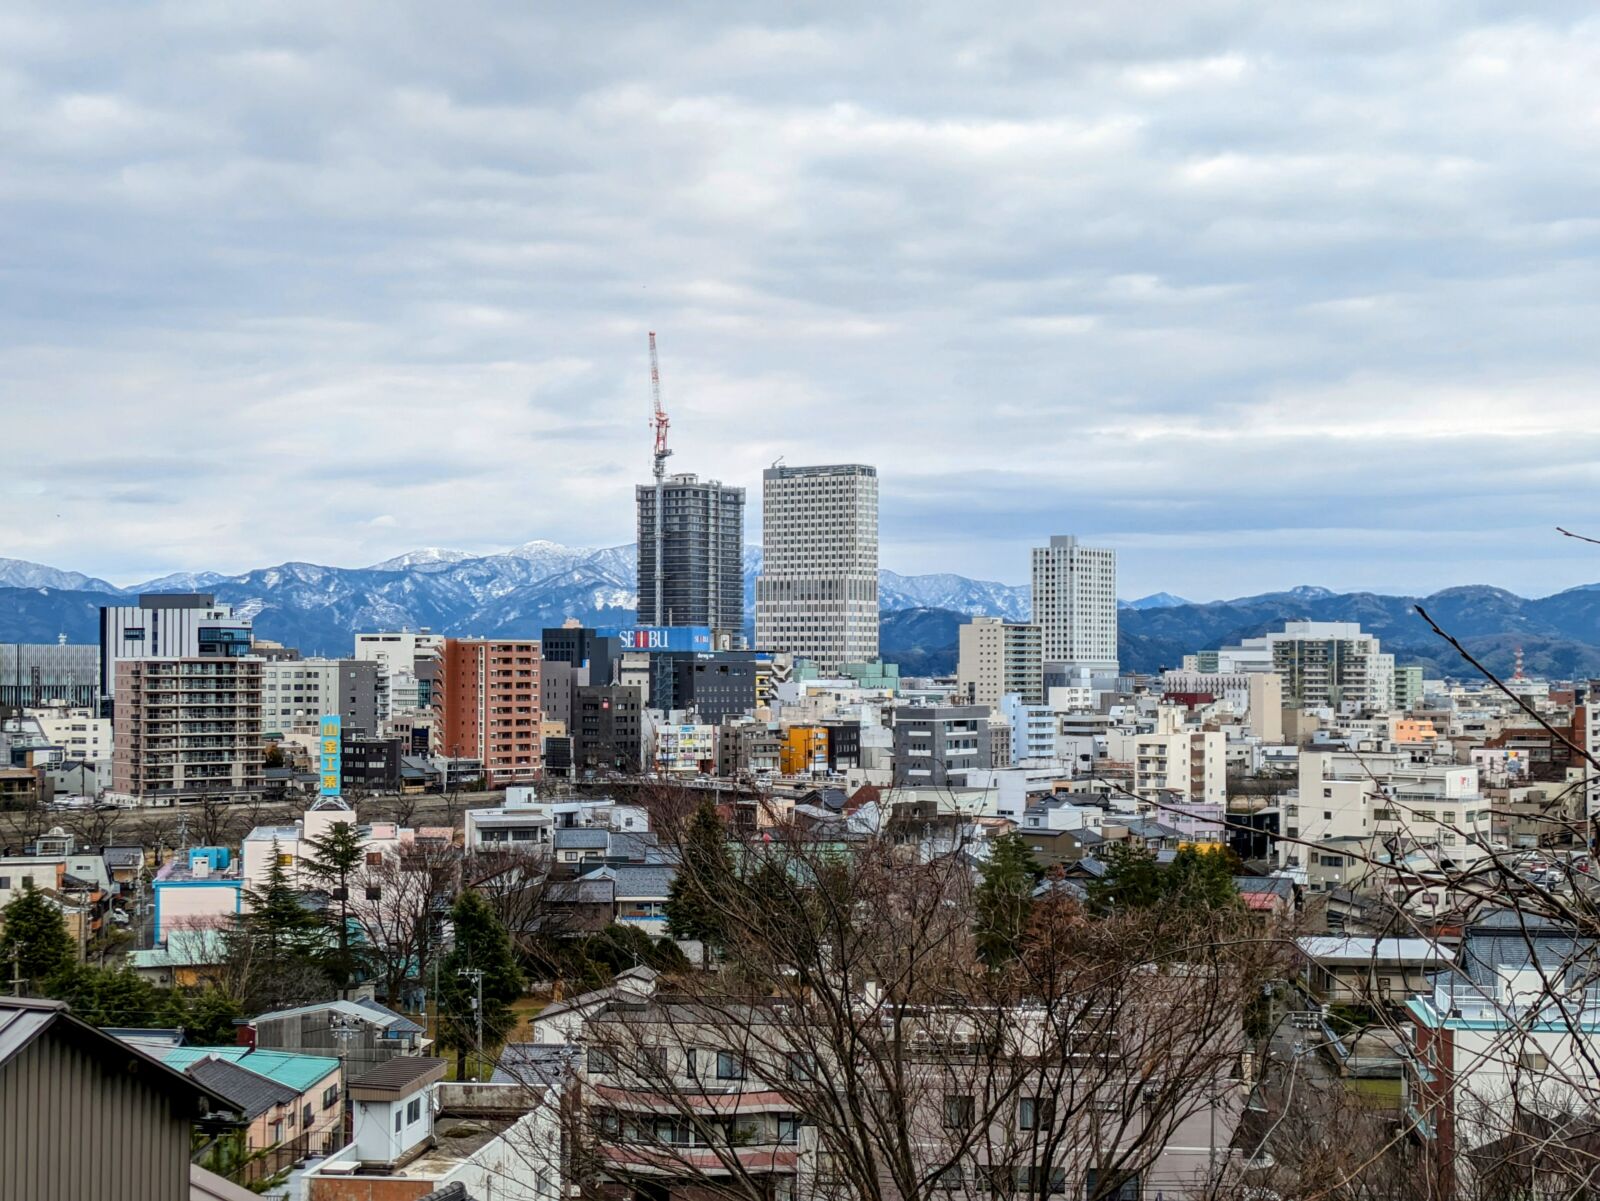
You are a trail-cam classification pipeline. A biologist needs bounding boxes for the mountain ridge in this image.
[2,548,1598,680]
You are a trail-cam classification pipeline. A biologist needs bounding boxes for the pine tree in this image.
[302,818,366,994]
[665,800,736,947]
[1087,843,1165,913]
[974,832,1039,966]
[242,838,325,959]
[439,890,525,1078]
[0,884,74,994]
[1163,846,1241,911]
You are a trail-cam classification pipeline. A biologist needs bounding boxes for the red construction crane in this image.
[649,331,671,483]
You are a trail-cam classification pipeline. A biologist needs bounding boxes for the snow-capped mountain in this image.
[1120,591,1192,610]
[0,557,122,594]
[0,543,1038,652]
[877,570,1031,621]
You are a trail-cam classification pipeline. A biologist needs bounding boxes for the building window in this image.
[1519,1049,1549,1071]
[943,1094,974,1128]
[406,1097,421,1124]
[365,885,382,901]
[366,852,383,866]
[777,1115,799,1145]
[715,1051,745,1080]
[587,1049,615,1075]
[395,1110,402,1133]
[1019,1096,1054,1130]
[322,1084,339,1109]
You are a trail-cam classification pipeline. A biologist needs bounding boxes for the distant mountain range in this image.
[1,547,1597,681]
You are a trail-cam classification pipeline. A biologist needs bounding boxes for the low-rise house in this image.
[130,928,231,988]
[579,863,675,937]
[0,996,239,1201]
[304,1075,563,1201]
[1234,874,1296,918]
[163,1046,344,1160]
[184,1053,322,1182]
[1297,936,1452,1005]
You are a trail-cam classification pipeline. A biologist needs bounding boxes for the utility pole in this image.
[458,968,485,1081]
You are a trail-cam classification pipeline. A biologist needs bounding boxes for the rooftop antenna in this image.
[649,332,672,625]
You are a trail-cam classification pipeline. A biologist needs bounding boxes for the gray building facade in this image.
[636,473,745,630]
[0,643,100,710]
[891,704,993,787]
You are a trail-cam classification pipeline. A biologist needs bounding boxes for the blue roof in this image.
[164,1046,340,1094]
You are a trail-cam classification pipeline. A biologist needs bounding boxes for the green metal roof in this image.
[164,1046,340,1095]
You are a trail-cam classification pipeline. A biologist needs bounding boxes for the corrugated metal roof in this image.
[1297,936,1449,963]
[164,1046,340,1095]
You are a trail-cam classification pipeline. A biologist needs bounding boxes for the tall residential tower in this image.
[635,474,746,631]
[1030,535,1118,674]
[755,463,879,671]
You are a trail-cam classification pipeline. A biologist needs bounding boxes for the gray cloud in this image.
[4,1,1600,596]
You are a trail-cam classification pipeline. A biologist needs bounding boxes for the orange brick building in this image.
[438,639,542,786]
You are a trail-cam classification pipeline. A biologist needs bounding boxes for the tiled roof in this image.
[553,828,610,851]
[184,1054,298,1119]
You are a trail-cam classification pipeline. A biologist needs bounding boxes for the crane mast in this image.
[648,332,672,624]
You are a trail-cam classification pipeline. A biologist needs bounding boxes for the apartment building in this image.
[1030,535,1118,674]
[438,638,542,787]
[1279,751,1490,872]
[109,658,264,806]
[636,473,746,630]
[1133,711,1227,808]
[572,684,643,775]
[98,594,252,712]
[755,463,879,670]
[958,617,1043,708]
[1217,621,1394,712]
[353,630,445,718]
[1159,669,1284,742]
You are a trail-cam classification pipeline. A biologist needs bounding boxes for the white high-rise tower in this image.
[755,463,879,671]
[1030,535,1118,673]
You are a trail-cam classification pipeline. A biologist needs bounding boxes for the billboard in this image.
[599,626,713,653]
[319,714,342,797]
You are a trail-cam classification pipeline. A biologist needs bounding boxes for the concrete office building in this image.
[438,639,542,787]
[260,658,382,738]
[891,704,992,787]
[354,630,445,718]
[755,463,879,671]
[636,473,745,630]
[98,594,252,711]
[573,684,643,774]
[957,618,1043,708]
[0,643,100,710]
[110,657,264,806]
[1030,536,1118,673]
[1160,669,1284,743]
[649,652,764,724]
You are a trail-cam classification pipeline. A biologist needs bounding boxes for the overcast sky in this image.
[5,2,1600,599]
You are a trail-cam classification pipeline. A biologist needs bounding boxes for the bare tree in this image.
[344,840,459,1010]
[561,830,1284,1201]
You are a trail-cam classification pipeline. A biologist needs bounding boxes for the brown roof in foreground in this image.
[348,1055,448,1099]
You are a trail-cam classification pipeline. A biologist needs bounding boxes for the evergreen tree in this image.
[664,800,736,947]
[439,890,525,1078]
[241,838,325,958]
[974,832,1040,966]
[302,818,366,993]
[0,884,74,994]
[176,985,245,1044]
[1086,843,1165,913]
[1163,846,1241,910]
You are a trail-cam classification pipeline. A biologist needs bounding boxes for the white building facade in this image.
[755,463,879,671]
[1030,536,1117,673]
